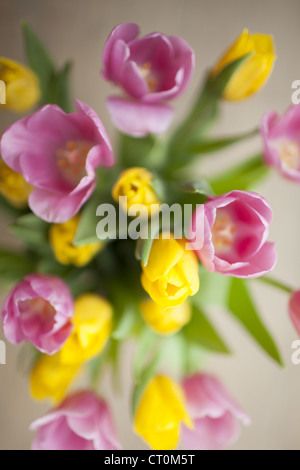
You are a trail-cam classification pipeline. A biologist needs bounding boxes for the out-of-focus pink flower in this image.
[189,190,277,278]
[182,374,250,450]
[1,274,74,354]
[0,100,114,223]
[101,22,194,137]
[260,105,300,182]
[30,390,122,450]
[289,290,300,336]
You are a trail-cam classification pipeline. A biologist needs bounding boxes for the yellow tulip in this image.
[112,167,159,216]
[140,299,191,335]
[212,29,275,101]
[0,57,40,112]
[141,233,199,309]
[50,215,103,267]
[30,353,80,403]
[0,159,32,207]
[134,375,192,450]
[59,294,113,365]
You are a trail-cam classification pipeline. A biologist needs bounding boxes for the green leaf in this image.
[73,192,105,246]
[88,343,110,386]
[165,53,253,173]
[112,305,138,340]
[133,326,159,381]
[180,180,214,197]
[228,278,283,366]
[183,304,230,354]
[47,61,73,112]
[135,236,155,267]
[195,268,231,307]
[132,350,161,416]
[11,213,50,253]
[208,52,253,98]
[188,129,258,156]
[22,22,55,101]
[210,154,268,194]
[0,249,34,282]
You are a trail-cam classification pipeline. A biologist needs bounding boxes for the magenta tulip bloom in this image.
[101,22,194,136]
[289,290,300,336]
[30,390,122,450]
[189,190,277,278]
[182,374,250,450]
[1,274,73,354]
[260,105,300,182]
[0,100,114,223]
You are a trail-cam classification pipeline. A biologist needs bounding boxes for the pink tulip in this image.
[1,274,74,354]
[30,390,122,450]
[260,105,300,182]
[189,190,277,278]
[0,100,114,223]
[101,22,194,136]
[289,290,300,336]
[182,374,250,450]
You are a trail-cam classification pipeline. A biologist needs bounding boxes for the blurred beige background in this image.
[1,0,300,450]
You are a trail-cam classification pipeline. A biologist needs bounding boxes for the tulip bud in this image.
[289,290,300,336]
[212,29,275,101]
[0,57,40,112]
[181,374,250,450]
[140,299,191,335]
[30,390,122,450]
[30,353,80,403]
[112,167,159,217]
[260,105,300,183]
[0,159,32,207]
[134,375,192,450]
[59,294,113,365]
[50,215,103,267]
[141,233,199,308]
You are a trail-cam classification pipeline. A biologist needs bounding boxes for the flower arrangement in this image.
[0,21,298,451]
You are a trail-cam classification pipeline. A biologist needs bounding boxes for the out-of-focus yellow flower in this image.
[0,159,32,207]
[59,294,113,365]
[30,353,80,403]
[0,57,40,112]
[212,29,275,101]
[140,299,191,335]
[50,215,103,267]
[134,375,192,450]
[141,233,199,309]
[112,167,159,217]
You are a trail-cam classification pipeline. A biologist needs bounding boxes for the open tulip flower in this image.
[30,391,122,450]
[102,22,194,136]
[182,374,250,450]
[0,20,293,451]
[0,100,114,223]
[190,190,277,278]
[260,104,300,182]
[2,274,74,354]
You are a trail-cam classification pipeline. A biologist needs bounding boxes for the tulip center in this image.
[139,62,158,92]
[212,210,237,252]
[277,140,300,170]
[56,141,92,186]
[19,297,56,333]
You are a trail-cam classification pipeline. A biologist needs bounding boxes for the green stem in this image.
[257,276,293,294]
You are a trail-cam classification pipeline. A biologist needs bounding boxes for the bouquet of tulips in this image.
[0,21,298,451]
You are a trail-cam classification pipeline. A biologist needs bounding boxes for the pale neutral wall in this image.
[1,0,300,450]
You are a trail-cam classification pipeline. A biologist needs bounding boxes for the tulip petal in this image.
[106,96,174,136]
